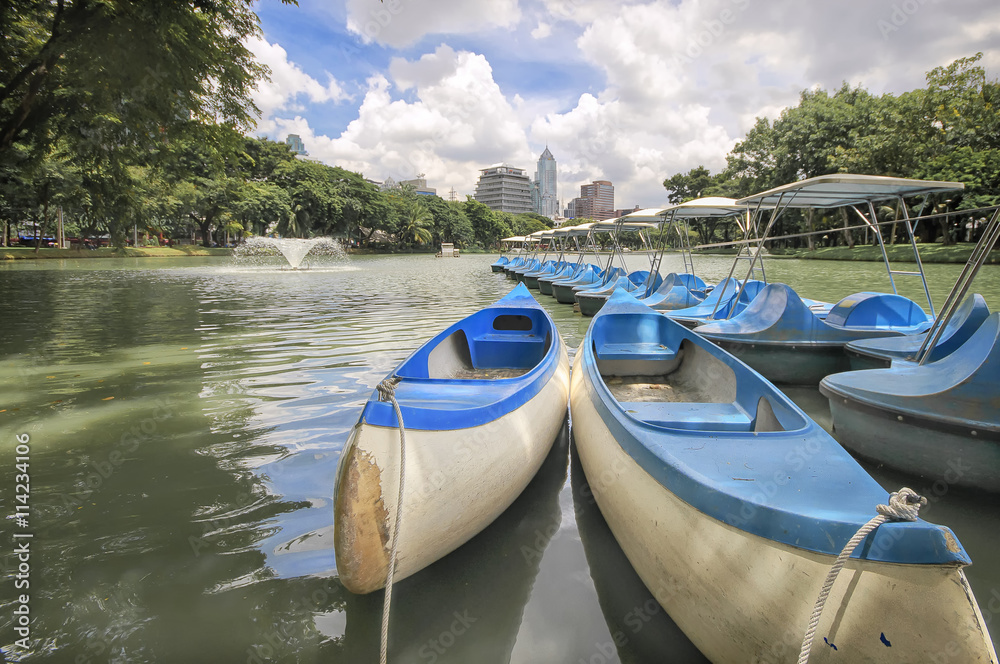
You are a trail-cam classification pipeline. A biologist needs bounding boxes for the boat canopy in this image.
[736,174,964,208]
[500,236,526,243]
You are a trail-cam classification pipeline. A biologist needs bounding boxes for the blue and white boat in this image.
[573,218,661,316]
[663,278,768,328]
[694,174,965,384]
[508,230,550,281]
[334,283,570,593]
[551,222,612,303]
[698,284,932,384]
[571,288,996,662]
[821,313,1000,493]
[820,207,1000,493]
[522,228,571,289]
[537,224,597,295]
[636,272,706,311]
[490,236,523,272]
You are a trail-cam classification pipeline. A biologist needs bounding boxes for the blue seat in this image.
[595,342,677,362]
[618,401,753,431]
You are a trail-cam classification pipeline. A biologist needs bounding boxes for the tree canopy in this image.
[663,53,1000,249]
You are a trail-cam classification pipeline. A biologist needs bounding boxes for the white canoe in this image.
[571,288,997,662]
[334,283,570,594]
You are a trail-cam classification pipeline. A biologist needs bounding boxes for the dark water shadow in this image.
[570,441,709,663]
[338,419,571,662]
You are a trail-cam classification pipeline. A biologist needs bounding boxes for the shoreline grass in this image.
[0,246,233,260]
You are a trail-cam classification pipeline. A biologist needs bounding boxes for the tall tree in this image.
[0,0,294,157]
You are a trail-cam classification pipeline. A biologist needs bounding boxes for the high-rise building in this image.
[535,147,558,218]
[285,134,307,155]
[474,164,533,214]
[581,180,615,220]
[564,180,615,220]
[400,177,437,197]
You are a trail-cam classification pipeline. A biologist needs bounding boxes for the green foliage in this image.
[668,53,1000,248]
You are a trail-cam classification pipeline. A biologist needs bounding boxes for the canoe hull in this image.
[577,292,609,317]
[553,282,588,304]
[571,364,997,663]
[709,338,850,385]
[844,345,893,371]
[823,392,1000,493]
[334,350,570,594]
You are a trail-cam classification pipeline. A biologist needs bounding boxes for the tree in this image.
[0,0,295,157]
[401,200,433,246]
[465,198,511,248]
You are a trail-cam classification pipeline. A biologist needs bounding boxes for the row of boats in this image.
[332,174,998,662]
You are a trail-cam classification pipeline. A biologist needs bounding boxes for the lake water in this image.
[0,252,997,662]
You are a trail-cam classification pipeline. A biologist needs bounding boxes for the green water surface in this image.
[0,253,997,662]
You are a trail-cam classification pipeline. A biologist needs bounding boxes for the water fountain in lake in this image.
[233,237,346,269]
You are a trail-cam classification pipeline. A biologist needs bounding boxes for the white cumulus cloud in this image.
[247,36,349,133]
[344,0,521,48]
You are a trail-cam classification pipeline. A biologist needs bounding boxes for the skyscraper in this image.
[474,164,533,214]
[581,180,615,220]
[285,134,307,155]
[535,147,558,218]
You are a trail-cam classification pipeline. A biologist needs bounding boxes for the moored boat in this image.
[845,293,990,370]
[490,236,523,272]
[571,287,996,662]
[698,283,932,384]
[334,283,570,593]
[691,174,964,381]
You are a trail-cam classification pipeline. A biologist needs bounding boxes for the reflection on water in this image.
[0,253,996,662]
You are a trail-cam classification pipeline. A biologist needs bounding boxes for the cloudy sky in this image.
[249,0,1000,210]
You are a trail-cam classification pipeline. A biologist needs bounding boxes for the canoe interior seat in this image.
[619,401,753,431]
[596,342,677,362]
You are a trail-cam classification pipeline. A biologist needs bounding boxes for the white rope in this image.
[797,487,927,664]
[376,376,405,664]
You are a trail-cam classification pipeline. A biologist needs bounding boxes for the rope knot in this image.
[876,487,927,523]
[376,375,400,403]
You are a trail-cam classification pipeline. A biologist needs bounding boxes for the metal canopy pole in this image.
[915,206,1000,364]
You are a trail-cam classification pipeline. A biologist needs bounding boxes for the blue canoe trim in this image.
[361,283,562,431]
[579,288,970,565]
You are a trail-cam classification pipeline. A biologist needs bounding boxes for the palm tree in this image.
[403,200,433,245]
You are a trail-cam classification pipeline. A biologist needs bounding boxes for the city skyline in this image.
[255,2,999,206]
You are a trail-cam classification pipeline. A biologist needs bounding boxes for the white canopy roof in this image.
[663,197,743,218]
[736,174,964,209]
[499,236,526,243]
[593,219,657,232]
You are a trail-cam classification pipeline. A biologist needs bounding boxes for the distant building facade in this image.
[400,177,437,196]
[534,147,558,218]
[474,164,533,214]
[581,180,615,220]
[285,134,307,155]
[563,179,616,220]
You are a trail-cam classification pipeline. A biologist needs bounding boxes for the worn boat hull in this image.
[553,279,596,304]
[570,288,996,662]
[336,350,569,593]
[823,393,1000,493]
[821,313,1000,494]
[709,339,850,385]
[334,284,571,593]
[572,365,996,663]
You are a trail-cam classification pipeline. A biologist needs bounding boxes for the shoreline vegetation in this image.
[3,244,995,264]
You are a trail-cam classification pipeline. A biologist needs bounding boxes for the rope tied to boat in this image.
[376,375,406,664]
[797,487,927,664]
